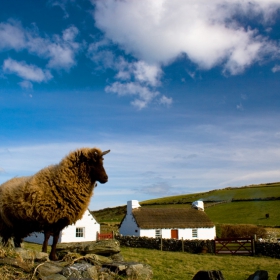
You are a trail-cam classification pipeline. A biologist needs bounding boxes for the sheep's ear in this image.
[80,151,88,162]
[92,151,99,162]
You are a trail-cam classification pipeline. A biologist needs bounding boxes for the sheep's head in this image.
[82,148,110,184]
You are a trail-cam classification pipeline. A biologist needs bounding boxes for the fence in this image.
[106,234,280,259]
[97,231,114,240]
[214,238,254,255]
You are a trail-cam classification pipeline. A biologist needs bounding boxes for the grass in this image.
[92,182,280,227]
[142,182,280,205]
[205,200,280,227]
[22,242,280,279]
[120,246,280,280]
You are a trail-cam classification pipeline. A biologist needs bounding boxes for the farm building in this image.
[24,209,100,245]
[119,200,216,240]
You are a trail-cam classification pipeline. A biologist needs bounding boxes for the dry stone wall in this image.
[255,242,280,258]
[115,235,215,253]
[116,235,280,258]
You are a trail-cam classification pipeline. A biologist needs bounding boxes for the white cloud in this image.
[0,20,26,50]
[28,26,81,70]
[89,42,170,108]
[236,103,244,111]
[105,81,159,109]
[93,0,280,74]
[18,80,33,90]
[2,127,280,209]
[3,58,53,82]
[159,95,173,106]
[0,21,81,71]
[272,65,280,72]
[90,0,280,108]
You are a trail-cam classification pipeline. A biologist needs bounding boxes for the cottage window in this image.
[76,227,85,238]
[192,228,198,238]
[155,229,161,238]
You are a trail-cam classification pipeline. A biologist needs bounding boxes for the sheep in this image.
[0,147,110,260]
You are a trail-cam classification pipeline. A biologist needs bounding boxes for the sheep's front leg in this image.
[42,230,51,253]
[49,230,60,261]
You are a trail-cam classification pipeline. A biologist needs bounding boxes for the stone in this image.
[247,270,268,280]
[111,252,124,261]
[87,265,99,279]
[61,262,95,279]
[83,240,120,255]
[14,248,35,264]
[34,251,50,262]
[42,274,67,280]
[0,257,33,272]
[14,247,49,263]
[125,262,153,280]
[103,261,153,280]
[56,240,120,256]
[37,261,67,277]
[84,253,114,265]
[192,270,225,280]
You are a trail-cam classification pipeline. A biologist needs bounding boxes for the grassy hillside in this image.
[92,182,280,228]
[205,200,280,227]
[142,182,280,204]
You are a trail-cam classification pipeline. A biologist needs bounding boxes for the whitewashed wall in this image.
[119,201,216,240]
[60,209,100,243]
[119,215,140,237]
[24,209,100,244]
[138,227,216,240]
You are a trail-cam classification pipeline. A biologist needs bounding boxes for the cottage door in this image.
[171,229,178,239]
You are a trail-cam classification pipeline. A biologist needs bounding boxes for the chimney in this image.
[127,200,141,215]
[191,200,204,211]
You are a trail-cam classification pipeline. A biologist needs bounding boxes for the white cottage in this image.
[119,200,216,240]
[24,209,100,245]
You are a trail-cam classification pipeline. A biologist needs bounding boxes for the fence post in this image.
[160,236,163,251]
[182,237,184,252]
[252,235,256,255]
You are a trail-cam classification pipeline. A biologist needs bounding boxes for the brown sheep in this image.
[0,147,110,260]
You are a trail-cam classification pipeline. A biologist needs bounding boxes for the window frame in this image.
[76,227,85,238]
[192,228,198,238]
[155,229,162,238]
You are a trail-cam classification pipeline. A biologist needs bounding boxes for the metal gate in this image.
[214,238,254,255]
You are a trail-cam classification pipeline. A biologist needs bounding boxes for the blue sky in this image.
[1,0,280,210]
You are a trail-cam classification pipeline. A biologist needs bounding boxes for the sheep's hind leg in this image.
[14,236,23,247]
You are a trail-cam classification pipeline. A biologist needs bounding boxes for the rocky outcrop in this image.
[0,240,153,280]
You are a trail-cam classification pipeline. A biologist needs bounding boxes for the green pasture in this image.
[142,182,280,205]
[23,242,280,280]
[93,182,280,228]
[205,200,280,227]
[121,247,280,280]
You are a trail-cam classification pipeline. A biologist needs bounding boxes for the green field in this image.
[92,182,280,229]
[205,200,280,226]
[121,247,280,280]
[22,242,280,280]
[142,182,280,205]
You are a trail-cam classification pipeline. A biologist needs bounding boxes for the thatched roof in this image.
[132,208,214,229]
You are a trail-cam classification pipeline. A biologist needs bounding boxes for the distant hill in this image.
[91,182,280,227]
